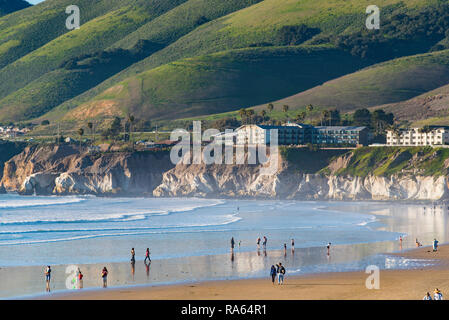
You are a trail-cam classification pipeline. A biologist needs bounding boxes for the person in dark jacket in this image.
[270,265,277,284]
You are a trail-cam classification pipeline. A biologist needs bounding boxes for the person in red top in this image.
[101,267,108,288]
[77,268,83,289]
[145,248,151,263]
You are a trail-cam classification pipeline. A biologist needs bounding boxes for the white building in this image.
[235,123,307,145]
[386,127,449,146]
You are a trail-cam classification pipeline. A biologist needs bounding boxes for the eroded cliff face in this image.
[1,145,448,200]
[153,158,449,200]
[0,145,174,196]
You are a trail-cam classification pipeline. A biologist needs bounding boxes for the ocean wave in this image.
[0,215,242,246]
[0,196,86,209]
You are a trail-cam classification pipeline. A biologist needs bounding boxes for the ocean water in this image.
[0,194,447,298]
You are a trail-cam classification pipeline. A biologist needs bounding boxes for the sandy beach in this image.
[41,244,449,300]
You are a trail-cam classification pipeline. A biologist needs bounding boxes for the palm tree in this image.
[77,127,84,149]
[261,109,267,121]
[282,105,289,121]
[321,110,330,126]
[247,109,255,124]
[127,113,135,149]
[238,108,248,124]
[87,122,93,144]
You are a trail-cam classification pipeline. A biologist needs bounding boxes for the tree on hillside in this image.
[127,113,135,149]
[282,105,289,121]
[238,108,248,124]
[87,122,93,143]
[246,109,255,124]
[329,109,341,126]
[353,108,372,127]
[295,111,306,123]
[306,104,314,112]
[261,110,267,121]
[372,109,394,134]
[77,128,84,148]
[321,110,330,126]
[267,103,274,113]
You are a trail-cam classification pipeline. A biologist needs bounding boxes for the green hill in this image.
[48,0,449,124]
[0,0,30,17]
[3,0,449,126]
[60,46,367,121]
[253,49,449,113]
[0,0,262,122]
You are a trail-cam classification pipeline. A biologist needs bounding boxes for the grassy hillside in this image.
[49,0,449,124]
[0,0,262,122]
[0,0,187,105]
[254,49,449,113]
[0,0,30,17]
[3,0,449,125]
[325,147,449,177]
[60,46,368,121]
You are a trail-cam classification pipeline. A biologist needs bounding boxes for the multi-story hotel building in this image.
[386,126,449,146]
[235,124,369,146]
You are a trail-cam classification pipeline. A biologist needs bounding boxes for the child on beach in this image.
[101,267,108,288]
[423,292,432,300]
[433,238,439,252]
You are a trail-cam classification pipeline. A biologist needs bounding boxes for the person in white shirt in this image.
[434,288,443,300]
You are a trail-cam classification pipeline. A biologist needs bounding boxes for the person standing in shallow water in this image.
[231,237,235,251]
[130,248,136,263]
[257,237,261,249]
[145,248,151,263]
[101,267,108,288]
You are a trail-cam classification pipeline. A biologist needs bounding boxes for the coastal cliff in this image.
[0,144,448,200]
[0,145,174,196]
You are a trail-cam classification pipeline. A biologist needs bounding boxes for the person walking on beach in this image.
[277,262,285,285]
[238,240,241,249]
[77,268,83,289]
[399,236,403,249]
[433,238,439,252]
[291,238,295,251]
[231,237,235,250]
[423,292,432,300]
[283,243,287,256]
[434,288,443,300]
[101,267,108,288]
[257,237,261,249]
[415,238,422,247]
[327,242,331,256]
[262,236,267,249]
[45,265,51,292]
[145,248,151,263]
[270,265,277,284]
[131,248,136,263]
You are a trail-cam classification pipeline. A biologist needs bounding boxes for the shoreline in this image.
[34,244,449,300]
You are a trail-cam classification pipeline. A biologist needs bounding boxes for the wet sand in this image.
[42,244,449,300]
